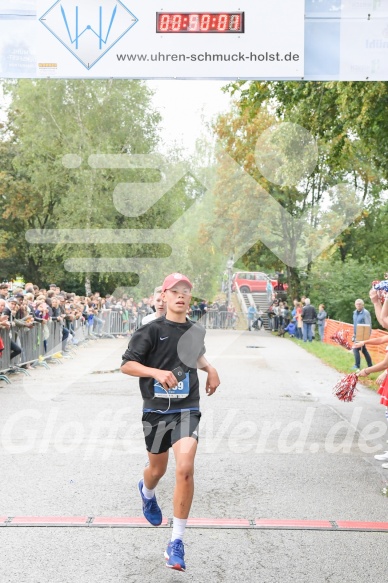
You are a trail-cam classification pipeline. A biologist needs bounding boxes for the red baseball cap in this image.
[162,273,193,292]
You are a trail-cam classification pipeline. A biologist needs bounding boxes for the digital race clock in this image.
[156,12,244,33]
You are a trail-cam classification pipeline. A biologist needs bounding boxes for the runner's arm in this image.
[121,360,179,389]
[197,355,220,396]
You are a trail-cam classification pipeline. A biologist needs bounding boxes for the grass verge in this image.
[274,334,380,391]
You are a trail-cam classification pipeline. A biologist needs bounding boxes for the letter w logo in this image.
[40,0,138,70]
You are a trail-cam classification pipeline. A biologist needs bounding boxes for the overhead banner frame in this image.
[1,1,388,79]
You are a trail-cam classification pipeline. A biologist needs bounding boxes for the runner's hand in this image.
[154,370,178,390]
[205,368,220,396]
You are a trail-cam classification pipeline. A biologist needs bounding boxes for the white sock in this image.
[142,483,155,499]
[171,517,187,542]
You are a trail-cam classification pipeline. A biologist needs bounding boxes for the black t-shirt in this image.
[121,316,206,412]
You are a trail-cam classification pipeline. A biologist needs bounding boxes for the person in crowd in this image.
[84,297,103,336]
[277,301,284,329]
[142,286,166,325]
[24,283,34,293]
[0,298,13,361]
[136,300,148,325]
[295,302,303,339]
[352,298,373,372]
[190,301,201,322]
[283,320,296,337]
[0,299,9,323]
[208,301,220,329]
[2,296,32,362]
[272,301,280,331]
[317,304,327,341]
[0,283,9,300]
[266,278,273,303]
[252,308,264,331]
[83,301,97,337]
[247,304,258,331]
[199,300,208,319]
[227,305,239,329]
[217,301,227,329]
[129,305,138,333]
[282,303,291,327]
[48,296,70,352]
[121,302,131,336]
[267,303,275,331]
[291,300,298,330]
[24,293,35,311]
[302,298,317,342]
[34,301,50,352]
[121,272,220,572]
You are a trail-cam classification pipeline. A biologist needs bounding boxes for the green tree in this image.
[307,257,386,329]
[0,79,164,290]
[212,81,387,299]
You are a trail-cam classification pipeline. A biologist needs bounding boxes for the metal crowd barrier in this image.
[199,311,247,330]
[44,321,62,357]
[101,310,122,337]
[0,321,64,381]
[0,308,250,384]
[71,317,89,344]
[100,309,145,336]
[12,324,45,365]
[0,329,11,382]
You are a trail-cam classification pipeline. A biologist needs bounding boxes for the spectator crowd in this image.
[0,281,161,368]
[266,296,327,342]
[0,281,244,370]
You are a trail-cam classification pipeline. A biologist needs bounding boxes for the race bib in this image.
[153,373,190,399]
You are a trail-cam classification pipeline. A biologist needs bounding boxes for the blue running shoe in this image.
[164,539,186,571]
[138,479,162,526]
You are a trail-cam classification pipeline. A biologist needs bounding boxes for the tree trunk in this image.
[85,276,92,296]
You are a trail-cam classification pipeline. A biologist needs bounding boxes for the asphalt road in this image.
[1,329,388,582]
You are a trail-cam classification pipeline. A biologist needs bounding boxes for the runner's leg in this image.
[144,450,169,489]
[172,437,197,518]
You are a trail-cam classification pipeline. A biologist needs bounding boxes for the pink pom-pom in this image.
[332,373,358,402]
[330,330,352,350]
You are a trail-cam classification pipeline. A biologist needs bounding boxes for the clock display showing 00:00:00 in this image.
[156,13,244,33]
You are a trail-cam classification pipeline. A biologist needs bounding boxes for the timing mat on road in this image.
[1,517,388,532]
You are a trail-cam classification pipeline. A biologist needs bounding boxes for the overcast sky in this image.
[147,80,233,154]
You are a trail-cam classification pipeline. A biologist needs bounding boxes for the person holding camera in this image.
[352,298,373,371]
[121,273,220,572]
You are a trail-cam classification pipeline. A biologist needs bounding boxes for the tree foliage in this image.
[209,81,388,317]
[0,79,167,291]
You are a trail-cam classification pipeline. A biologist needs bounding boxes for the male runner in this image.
[121,273,220,571]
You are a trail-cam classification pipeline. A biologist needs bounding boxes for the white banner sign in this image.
[340,18,388,79]
[0,0,305,79]
[341,0,388,16]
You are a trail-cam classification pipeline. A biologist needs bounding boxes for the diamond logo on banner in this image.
[39,0,138,70]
